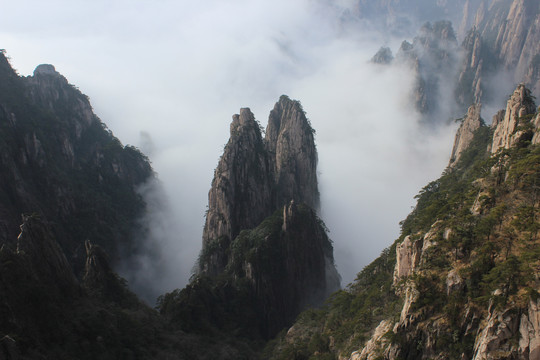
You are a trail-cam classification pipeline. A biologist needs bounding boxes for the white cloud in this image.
[1,0,458,297]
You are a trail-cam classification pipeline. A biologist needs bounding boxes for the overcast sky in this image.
[1,0,458,300]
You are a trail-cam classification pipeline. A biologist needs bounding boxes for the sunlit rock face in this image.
[457,0,540,106]
[391,20,461,122]
[449,103,483,167]
[491,84,537,153]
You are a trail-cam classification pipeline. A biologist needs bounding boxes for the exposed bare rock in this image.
[420,221,444,257]
[457,0,540,107]
[395,21,460,121]
[200,96,321,275]
[196,96,338,339]
[371,47,394,64]
[531,112,540,144]
[350,320,393,360]
[398,284,420,327]
[473,307,520,360]
[26,64,96,137]
[446,269,465,295]
[449,104,484,167]
[266,95,319,211]
[519,297,540,360]
[393,235,422,285]
[491,84,537,153]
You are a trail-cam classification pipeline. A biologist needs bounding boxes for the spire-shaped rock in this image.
[198,96,338,309]
[192,96,340,339]
[449,104,484,167]
[491,84,537,153]
[265,95,319,210]
[201,108,273,274]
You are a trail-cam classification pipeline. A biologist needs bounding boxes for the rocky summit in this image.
[200,95,321,275]
[189,96,339,339]
[0,53,153,274]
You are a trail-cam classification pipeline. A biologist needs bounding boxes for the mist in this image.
[2,0,460,299]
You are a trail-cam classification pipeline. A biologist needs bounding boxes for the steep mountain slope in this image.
[267,85,540,359]
[160,97,339,344]
[371,0,540,125]
[200,97,320,275]
[0,51,152,272]
[457,0,540,106]
[393,20,460,122]
[0,54,271,360]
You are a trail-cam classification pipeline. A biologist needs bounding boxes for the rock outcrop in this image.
[449,104,484,167]
[394,21,460,121]
[393,235,422,285]
[350,320,393,360]
[532,112,540,145]
[456,0,540,106]
[371,47,394,64]
[266,96,319,210]
[473,307,520,360]
[519,298,540,360]
[200,95,320,275]
[194,95,339,340]
[491,84,537,153]
[201,108,273,274]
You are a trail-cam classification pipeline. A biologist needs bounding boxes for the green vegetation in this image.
[269,109,540,358]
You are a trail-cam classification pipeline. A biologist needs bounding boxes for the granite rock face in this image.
[457,0,540,106]
[491,84,537,153]
[395,21,460,120]
[201,108,273,274]
[266,96,319,211]
[449,104,484,167]
[200,95,321,275]
[197,95,339,339]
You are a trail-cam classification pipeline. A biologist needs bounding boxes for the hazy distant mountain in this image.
[346,0,483,36]
[369,0,540,126]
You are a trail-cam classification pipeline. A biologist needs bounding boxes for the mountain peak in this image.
[491,83,537,153]
[449,103,484,167]
[266,95,319,210]
[33,64,61,77]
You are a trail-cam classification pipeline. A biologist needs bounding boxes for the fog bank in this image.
[2,0,459,298]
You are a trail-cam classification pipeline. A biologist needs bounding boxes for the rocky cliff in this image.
[394,21,460,121]
[369,0,540,124]
[491,84,537,153]
[449,104,484,167]
[457,0,540,106]
[0,52,153,273]
[267,85,540,360]
[200,95,320,275]
[174,96,340,341]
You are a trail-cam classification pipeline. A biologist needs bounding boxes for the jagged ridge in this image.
[267,85,540,360]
